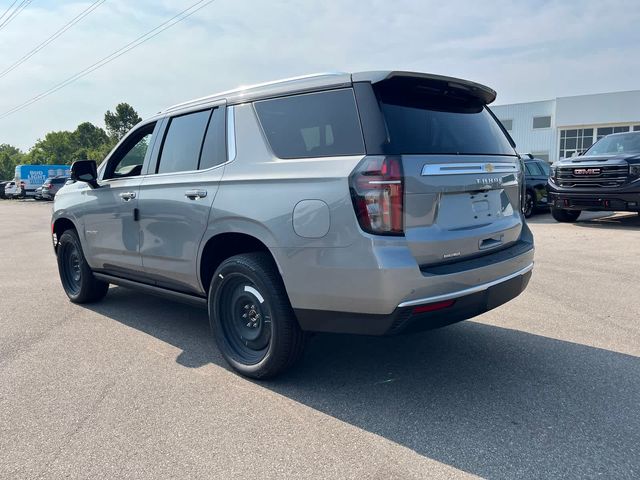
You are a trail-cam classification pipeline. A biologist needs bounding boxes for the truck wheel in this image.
[551,207,581,223]
[209,252,305,379]
[57,230,109,303]
[523,191,536,218]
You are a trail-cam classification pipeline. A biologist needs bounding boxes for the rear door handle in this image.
[119,192,136,201]
[185,189,207,199]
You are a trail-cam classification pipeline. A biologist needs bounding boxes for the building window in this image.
[532,152,550,162]
[499,119,513,131]
[559,128,594,159]
[597,125,630,140]
[533,116,551,129]
[634,125,640,131]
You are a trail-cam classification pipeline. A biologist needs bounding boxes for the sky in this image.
[0,0,639,150]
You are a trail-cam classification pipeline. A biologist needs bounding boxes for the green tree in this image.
[28,131,76,165]
[0,144,26,180]
[6,103,140,169]
[72,122,109,161]
[104,103,141,141]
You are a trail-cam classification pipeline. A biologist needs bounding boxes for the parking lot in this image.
[1,200,639,479]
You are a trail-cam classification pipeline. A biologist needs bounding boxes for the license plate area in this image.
[437,190,511,230]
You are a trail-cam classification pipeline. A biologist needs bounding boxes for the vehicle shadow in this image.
[85,287,640,479]
[528,210,640,228]
[571,212,640,229]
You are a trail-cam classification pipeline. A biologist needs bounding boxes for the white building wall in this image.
[493,90,640,163]
[556,90,640,127]
[491,100,557,161]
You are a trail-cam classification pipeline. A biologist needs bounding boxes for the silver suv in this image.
[52,71,534,378]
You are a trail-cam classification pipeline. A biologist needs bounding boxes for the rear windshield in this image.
[358,78,515,156]
[254,89,365,159]
[51,177,68,184]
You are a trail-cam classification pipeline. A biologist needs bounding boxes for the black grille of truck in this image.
[556,164,629,188]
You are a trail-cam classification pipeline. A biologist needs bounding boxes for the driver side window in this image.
[104,122,156,180]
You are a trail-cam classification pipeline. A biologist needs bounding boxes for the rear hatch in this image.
[353,73,522,267]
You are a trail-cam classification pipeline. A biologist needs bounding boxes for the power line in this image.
[0,1,19,25]
[0,0,216,120]
[0,0,105,79]
[0,0,31,32]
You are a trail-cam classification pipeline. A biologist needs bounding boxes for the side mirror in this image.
[71,160,99,188]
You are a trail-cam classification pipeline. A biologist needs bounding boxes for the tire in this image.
[56,229,109,303]
[523,190,536,218]
[551,207,581,223]
[209,252,305,379]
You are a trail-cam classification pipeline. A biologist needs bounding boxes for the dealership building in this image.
[491,90,640,164]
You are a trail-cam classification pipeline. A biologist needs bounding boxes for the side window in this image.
[199,107,227,170]
[524,163,533,175]
[254,89,365,159]
[525,162,542,175]
[156,109,211,174]
[104,122,156,180]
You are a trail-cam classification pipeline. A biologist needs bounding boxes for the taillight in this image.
[349,156,404,235]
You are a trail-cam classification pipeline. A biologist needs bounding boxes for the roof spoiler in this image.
[352,71,497,105]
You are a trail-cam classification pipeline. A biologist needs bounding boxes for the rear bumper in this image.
[275,223,535,325]
[295,265,532,335]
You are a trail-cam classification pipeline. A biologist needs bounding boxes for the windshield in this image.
[585,132,640,156]
[538,161,550,175]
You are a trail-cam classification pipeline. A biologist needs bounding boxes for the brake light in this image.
[349,156,404,235]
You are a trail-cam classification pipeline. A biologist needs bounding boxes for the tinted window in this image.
[364,80,514,156]
[533,116,551,129]
[51,177,68,184]
[157,110,211,174]
[199,107,226,169]
[254,89,364,159]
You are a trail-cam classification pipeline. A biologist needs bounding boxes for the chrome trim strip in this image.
[422,162,519,176]
[397,262,534,308]
[227,105,236,162]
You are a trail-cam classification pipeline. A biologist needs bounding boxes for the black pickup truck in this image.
[547,131,640,222]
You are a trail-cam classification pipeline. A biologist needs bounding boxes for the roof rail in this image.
[162,72,347,113]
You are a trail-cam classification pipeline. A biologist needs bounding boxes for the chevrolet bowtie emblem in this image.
[485,163,495,173]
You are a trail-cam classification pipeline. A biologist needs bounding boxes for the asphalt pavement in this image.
[1,200,639,479]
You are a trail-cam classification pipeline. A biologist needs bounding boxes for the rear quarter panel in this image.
[203,103,365,250]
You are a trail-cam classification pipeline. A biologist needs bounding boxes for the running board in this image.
[93,273,208,309]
